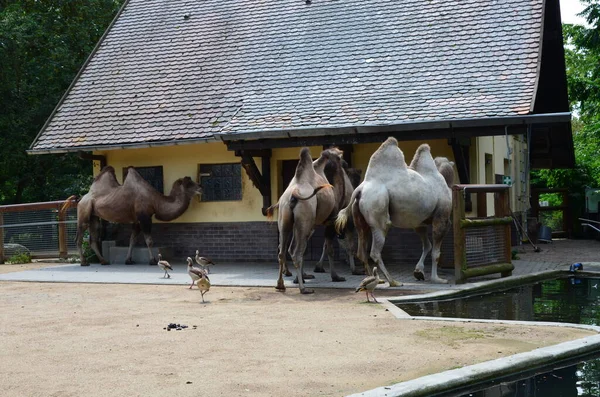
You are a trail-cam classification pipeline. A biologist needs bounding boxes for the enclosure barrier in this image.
[0,198,78,263]
[453,184,513,284]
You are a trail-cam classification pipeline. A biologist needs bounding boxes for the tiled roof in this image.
[30,0,544,152]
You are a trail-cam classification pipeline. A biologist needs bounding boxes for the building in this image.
[29,0,574,264]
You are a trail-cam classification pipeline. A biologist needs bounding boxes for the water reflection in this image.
[397,277,600,397]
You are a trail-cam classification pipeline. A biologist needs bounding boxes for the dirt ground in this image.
[0,264,595,397]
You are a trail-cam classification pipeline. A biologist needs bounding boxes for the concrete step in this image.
[108,245,173,265]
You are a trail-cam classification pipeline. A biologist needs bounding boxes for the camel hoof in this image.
[331,275,346,282]
[389,279,403,287]
[276,283,286,292]
[413,270,425,281]
[303,273,315,279]
[313,266,326,273]
[80,263,90,267]
[100,262,110,266]
[300,288,314,295]
[284,270,292,277]
[432,277,449,284]
[125,259,135,265]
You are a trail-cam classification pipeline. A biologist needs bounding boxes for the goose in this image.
[195,250,215,274]
[355,267,381,303]
[157,253,173,279]
[197,272,211,303]
[187,257,208,289]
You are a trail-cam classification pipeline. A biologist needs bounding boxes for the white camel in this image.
[336,137,454,286]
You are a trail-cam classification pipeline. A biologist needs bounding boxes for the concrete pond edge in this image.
[349,269,600,397]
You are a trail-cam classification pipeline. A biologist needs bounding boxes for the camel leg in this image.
[76,222,89,266]
[276,219,293,291]
[290,227,314,295]
[125,223,141,264]
[370,227,402,287]
[139,216,157,266]
[430,218,450,284]
[324,225,345,282]
[413,226,432,281]
[314,241,327,273]
[89,216,109,265]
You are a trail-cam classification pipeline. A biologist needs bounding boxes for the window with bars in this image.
[122,166,164,194]
[198,163,242,201]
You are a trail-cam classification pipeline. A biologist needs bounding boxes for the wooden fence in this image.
[453,184,514,283]
[0,198,78,263]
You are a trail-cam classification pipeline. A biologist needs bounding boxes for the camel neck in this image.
[154,191,192,221]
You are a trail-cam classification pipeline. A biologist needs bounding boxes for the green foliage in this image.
[0,0,123,204]
[532,2,600,235]
[6,252,31,264]
[81,230,98,263]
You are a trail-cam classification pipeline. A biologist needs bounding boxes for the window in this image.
[198,163,242,201]
[122,166,164,194]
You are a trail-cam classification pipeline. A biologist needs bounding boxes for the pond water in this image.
[396,276,600,397]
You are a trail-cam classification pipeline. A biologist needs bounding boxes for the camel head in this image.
[434,157,455,188]
[173,176,203,199]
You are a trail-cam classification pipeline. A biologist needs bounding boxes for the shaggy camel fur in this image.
[315,162,363,275]
[267,147,344,294]
[74,166,202,266]
[336,138,454,286]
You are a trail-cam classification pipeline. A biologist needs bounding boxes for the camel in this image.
[74,166,202,266]
[266,147,345,294]
[336,138,455,286]
[314,162,363,275]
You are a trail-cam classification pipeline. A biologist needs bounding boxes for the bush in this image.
[6,252,32,264]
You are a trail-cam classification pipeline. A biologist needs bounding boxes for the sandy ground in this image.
[0,266,596,397]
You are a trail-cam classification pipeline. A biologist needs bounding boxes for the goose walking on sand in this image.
[187,257,207,289]
[197,272,211,303]
[355,267,381,303]
[195,250,215,274]
[157,254,173,279]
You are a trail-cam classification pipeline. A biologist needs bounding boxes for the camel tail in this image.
[265,203,279,221]
[291,184,333,201]
[335,190,358,235]
[60,195,78,214]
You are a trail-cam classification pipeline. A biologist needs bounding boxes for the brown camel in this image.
[336,138,454,285]
[314,159,363,275]
[74,166,202,266]
[266,147,344,294]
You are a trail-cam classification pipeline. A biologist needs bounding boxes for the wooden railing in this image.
[453,184,514,283]
[0,198,78,263]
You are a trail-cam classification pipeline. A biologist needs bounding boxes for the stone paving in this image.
[0,238,598,292]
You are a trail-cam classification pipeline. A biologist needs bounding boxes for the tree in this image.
[531,1,600,234]
[0,0,123,204]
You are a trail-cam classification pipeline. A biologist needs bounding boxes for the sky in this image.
[560,0,590,25]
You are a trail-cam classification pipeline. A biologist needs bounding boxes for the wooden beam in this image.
[235,150,272,216]
[225,126,529,151]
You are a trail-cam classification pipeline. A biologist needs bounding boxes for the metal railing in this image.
[0,198,78,263]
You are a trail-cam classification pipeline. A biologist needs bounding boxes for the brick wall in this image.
[105,221,454,266]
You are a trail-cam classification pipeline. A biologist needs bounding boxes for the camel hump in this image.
[364,137,406,179]
[409,144,437,174]
[294,147,316,181]
[94,165,117,182]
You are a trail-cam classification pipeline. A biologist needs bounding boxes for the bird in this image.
[195,250,215,274]
[355,267,381,303]
[197,271,211,303]
[569,262,584,273]
[187,257,208,289]
[157,253,173,279]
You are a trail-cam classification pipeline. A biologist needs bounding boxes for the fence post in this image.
[453,186,466,283]
[495,188,512,277]
[58,204,68,259]
[0,212,4,264]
